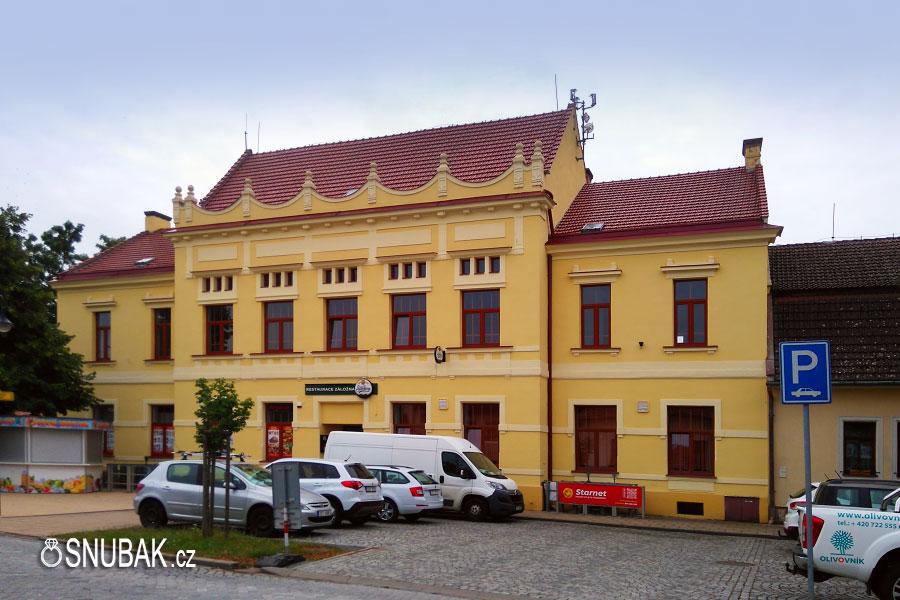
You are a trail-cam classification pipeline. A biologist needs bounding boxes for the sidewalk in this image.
[0,490,782,539]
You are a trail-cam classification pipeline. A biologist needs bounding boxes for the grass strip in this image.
[53,526,346,568]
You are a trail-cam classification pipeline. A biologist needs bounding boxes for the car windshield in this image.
[234,464,272,487]
[463,452,506,479]
[791,486,814,498]
[346,463,375,480]
[409,470,437,485]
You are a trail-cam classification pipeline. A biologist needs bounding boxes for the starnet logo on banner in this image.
[40,538,196,569]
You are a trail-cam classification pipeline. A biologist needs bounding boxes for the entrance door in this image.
[265,404,293,462]
[464,404,500,465]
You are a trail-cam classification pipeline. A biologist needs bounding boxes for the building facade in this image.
[770,238,900,511]
[53,110,779,519]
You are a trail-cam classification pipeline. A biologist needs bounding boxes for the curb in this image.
[514,513,783,540]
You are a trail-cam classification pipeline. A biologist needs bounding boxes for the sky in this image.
[1,1,897,255]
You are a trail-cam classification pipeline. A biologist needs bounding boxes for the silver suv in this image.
[267,458,382,526]
[368,465,443,523]
[133,460,334,535]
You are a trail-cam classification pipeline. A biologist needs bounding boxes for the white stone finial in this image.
[240,178,256,217]
[512,143,525,189]
[367,162,380,204]
[171,186,184,225]
[185,185,196,203]
[436,153,450,197]
[531,140,545,187]
[302,170,316,211]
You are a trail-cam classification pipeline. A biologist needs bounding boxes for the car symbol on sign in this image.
[791,388,821,398]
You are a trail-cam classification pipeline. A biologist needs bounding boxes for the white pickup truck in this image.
[790,487,900,600]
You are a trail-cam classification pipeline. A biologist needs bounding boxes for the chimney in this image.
[144,210,172,233]
[742,138,763,171]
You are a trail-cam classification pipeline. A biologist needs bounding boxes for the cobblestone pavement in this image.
[291,517,870,600]
[0,534,458,600]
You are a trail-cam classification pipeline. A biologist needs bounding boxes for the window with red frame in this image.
[464,404,500,465]
[95,311,111,361]
[575,405,617,472]
[581,285,610,348]
[93,405,115,456]
[462,290,500,347]
[393,403,426,435]
[264,301,293,352]
[327,298,357,350]
[205,305,233,354]
[265,404,293,461]
[150,405,174,458]
[153,308,171,359]
[674,279,707,346]
[667,406,714,476]
[392,294,426,349]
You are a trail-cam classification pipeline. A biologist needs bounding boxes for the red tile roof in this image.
[550,166,770,240]
[200,109,573,211]
[56,229,174,282]
[770,238,900,291]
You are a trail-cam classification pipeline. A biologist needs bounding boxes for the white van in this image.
[324,431,524,521]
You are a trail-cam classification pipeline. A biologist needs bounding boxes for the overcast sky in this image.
[1,1,897,254]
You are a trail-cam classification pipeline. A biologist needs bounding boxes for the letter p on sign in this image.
[791,350,818,384]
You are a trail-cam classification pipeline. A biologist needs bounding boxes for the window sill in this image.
[144,359,174,364]
[571,347,621,357]
[666,473,716,480]
[310,349,368,356]
[86,360,116,366]
[445,346,512,354]
[375,348,433,355]
[662,345,718,355]
[191,353,243,360]
[248,351,303,357]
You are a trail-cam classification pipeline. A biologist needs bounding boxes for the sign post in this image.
[780,341,832,600]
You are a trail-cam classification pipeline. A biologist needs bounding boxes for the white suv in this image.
[368,465,443,523]
[267,458,382,526]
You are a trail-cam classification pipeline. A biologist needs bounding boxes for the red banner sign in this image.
[557,482,643,508]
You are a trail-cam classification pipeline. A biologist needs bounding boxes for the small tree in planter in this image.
[193,378,253,537]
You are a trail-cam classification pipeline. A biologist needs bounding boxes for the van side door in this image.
[440,451,474,509]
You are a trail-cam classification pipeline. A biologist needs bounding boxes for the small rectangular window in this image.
[674,279,707,346]
[490,256,500,273]
[475,258,486,274]
[323,269,332,284]
[285,272,293,287]
[336,268,345,283]
[95,311,111,361]
[225,276,233,291]
[460,259,471,275]
[348,267,358,282]
[203,278,211,292]
[403,263,413,279]
[214,277,222,292]
[273,272,281,287]
[389,264,399,280]
[417,262,426,278]
[153,308,171,360]
[261,273,269,288]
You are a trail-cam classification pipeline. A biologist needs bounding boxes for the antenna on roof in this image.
[554,74,559,110]
[244,113,248,151]
[570,88,597,160]
[257,122,261,153]
[832,203,836,241]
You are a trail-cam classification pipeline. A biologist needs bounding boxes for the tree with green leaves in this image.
[193,378,253,537]
[95,234,126,253]
[0,206,97,415]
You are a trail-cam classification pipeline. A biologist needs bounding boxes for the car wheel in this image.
[246,506,274,537]
[874,564,900,600]
[139,500,167,528]
[376,499,399,523]
[403,514,421,523]
[326,496,343,527]
[463,497,488,522]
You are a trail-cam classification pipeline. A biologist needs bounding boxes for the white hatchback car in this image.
[783,482,820,539]
[267,458,383,526]
[133,460,334,535]
[367,465,443,523]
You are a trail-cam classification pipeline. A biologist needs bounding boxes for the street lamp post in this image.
[0,293,12,515]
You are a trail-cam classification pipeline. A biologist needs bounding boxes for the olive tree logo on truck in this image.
[831,530,854,555]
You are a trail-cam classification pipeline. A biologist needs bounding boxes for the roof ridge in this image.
[772,235,900,249]
[589,165,747,186]
[202,149,253,206]
[248,108,572,157]
[60,230,150,277]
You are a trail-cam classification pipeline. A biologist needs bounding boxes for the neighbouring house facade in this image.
[52,109,779,519]
[770,238,900,508]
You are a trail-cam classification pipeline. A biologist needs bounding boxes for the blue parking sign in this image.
[779,341,832,404]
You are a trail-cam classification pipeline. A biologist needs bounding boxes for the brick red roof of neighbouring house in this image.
[55,229,174,282]
[549,165,771,241]
[770,238,900,383]
[200,108,573,211]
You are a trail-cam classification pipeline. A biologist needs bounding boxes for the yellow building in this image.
[53,111,780,519]
[769,238,900,516]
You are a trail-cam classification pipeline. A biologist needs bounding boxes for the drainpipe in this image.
[546,254,553,486]
[767,387,776,524]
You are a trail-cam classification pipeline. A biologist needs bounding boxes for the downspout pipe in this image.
[767,387,776,524]
[547,252,553,486]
